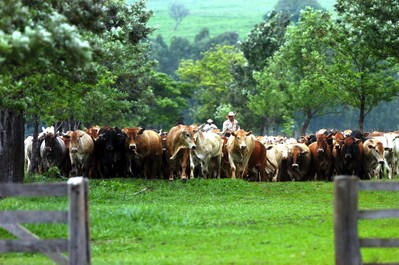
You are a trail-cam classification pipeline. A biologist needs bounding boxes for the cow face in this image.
[342,137,361,162]
[290,144,309,169]
[43,133,58,155]
[69,130,86,153]
[365,139,385,165]
[98,127,126,151]
[181,128,196,150]
[333,131,345,150]
[123,127,145,152]
[231,130,252,150]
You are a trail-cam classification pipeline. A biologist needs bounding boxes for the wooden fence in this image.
[0,177,90,265]
[334,176,399,265]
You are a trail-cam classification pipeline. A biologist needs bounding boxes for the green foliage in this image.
[240,11,291,72]
[144,71,193,129]
[1,179,398,264]
[330,3,399,131]
[253,8,339,135]
[335,0,399,59]
[1,0,157,128]
[150,29,239,77]
[176,44,245,123]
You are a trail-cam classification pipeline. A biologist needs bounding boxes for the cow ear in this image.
[246,131,252,136]
[231,132,237,137]
[139,128,145,135]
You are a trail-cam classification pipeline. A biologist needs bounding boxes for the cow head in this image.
[290,144,309,169]
[231,130,252,150]
[85,125,101,140]
[98,126,126,151]
[365,139,385,165]
[342,137,361,162]
[69,130,86,153]
[43,133,58,155]
[333,131,345,150]
[122,127,145,152]
[315,133,333,154]
[180,127,196,150]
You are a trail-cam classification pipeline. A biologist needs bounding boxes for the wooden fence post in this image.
[334,176,362,265]
[68,177,91,265]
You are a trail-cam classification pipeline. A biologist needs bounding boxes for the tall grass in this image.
[1,178,398,264]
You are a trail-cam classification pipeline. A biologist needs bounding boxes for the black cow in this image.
[40,132,71,177]
[341,136,364,179]
[94,126,127,178]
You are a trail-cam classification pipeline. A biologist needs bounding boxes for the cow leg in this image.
[215,155,221,179]
[189,155,195,179]
[181,150,189,181]
[228,154,236,179]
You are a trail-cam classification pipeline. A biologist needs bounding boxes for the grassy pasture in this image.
[135,0,338,43]
[1,177,398,264]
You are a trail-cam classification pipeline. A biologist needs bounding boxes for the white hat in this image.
[207,119,213,123]
[228,111,236,116]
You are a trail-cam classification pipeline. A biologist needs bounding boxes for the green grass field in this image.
[1,177,398,264]
[134,0,337,42]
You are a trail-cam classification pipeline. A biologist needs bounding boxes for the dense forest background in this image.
[141,0,399,135]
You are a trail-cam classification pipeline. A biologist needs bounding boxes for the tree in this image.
[335,0,399,59]
[144,71,193,129]
[330,24,399,131]
[240,11,291,72]
[0,0,154,182]
[176,45,246,124]
[253,8,339,136]
[169,2,189,31]
[0,0,92,182]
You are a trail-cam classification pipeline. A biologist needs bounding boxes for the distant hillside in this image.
[131,0,337,42]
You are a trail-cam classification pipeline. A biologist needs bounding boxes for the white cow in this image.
[363,138,391,179]
[379,132,399,177]
[265,144,282,182]
[190,128,223,179]
[24,126,55,173]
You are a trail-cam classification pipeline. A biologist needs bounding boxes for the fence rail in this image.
[0,177,90,265]
[334,176,399,265]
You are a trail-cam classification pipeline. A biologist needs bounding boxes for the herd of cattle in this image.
[24,124,399,181]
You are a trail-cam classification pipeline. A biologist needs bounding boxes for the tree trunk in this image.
[358,93,365,132]
[0,109,25,183]
[300,114,311,136]
[29,115,41,173]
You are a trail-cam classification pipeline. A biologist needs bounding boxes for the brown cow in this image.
[226,129,255,179]
[286,143,312,181]
[332,131,345,176]
[85,125,101,140]
[122,127,163,179]
[309,132,334,181]
[63,130,94,177]
[166,125,197,181]
[245,140,270,182]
